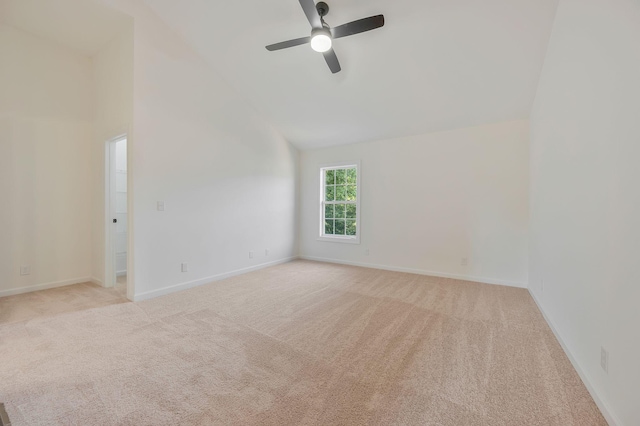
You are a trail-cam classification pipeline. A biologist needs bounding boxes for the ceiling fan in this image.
[266,0,385,74]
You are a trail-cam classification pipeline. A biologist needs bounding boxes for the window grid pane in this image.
[325,169,335,185]
[347,168,357,184]
[325,185,335,202]
[325,204,334,219]
[322,167,357,237]
[325,219,334,234]
[346,185,356,201]
[346,220,356,236]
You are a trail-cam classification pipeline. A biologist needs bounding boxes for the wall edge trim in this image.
[299,255,527,288]
[133,257,297,301]
[0,277,93,297]
[529,290,621,426]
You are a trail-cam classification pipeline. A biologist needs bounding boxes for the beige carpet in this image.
[0,260,606,425]
[0,282,128,326]
[115,274,128,299]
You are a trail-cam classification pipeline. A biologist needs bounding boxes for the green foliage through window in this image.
[322,166,358,238]
[325,169,335,185]
[325,185,334,202]
[325,204,334,219]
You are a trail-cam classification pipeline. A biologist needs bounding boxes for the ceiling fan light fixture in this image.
[310,28,332,53]
[264,0,385,73]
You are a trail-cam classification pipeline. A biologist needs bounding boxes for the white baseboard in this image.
[133,257,297,302]
[0,277,92,298]
[299,255,526,289]
[528,290,620,426]
[90,277,104,287]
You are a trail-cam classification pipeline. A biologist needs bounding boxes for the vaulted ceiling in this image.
[2,0,559,149]
[143,0,559,149]
[0,0,131,55]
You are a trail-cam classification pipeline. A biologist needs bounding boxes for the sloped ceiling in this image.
[145,0,558,149]
[0,0,131,56]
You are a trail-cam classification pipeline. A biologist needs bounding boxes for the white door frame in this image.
[104,134,128,293]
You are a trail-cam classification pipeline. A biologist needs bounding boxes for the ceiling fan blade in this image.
[323,48,341,74]
[266,36,311,51]
[331,15,385,39]
[298,0,322,28]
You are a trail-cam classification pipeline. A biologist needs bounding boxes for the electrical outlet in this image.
[249,251,254,259]
[20,265,31,276]
[364,249,370,256]
[601,347,609,373]
[461,258,468,267]
[157,201,165,211]
[181,263,188,273]
[265,249,269,256]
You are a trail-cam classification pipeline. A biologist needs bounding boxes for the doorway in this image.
[105,135,129,298]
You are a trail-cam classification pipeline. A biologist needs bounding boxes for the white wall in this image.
[0,24,94,296]
[0,25,93,296]
[299,120,530,287]
[91,27,133,287]
[0,24,94,122]
[529,1,640,425]
[0,19,134,297]
[98,0,298,300]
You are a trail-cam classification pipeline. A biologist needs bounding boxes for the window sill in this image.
[317,235,361,245]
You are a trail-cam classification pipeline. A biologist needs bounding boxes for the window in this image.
[319,163,360,243]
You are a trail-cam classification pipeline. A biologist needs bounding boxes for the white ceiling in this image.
[0,0,131,56]
[1,0,558,148]
[143,0,559,150]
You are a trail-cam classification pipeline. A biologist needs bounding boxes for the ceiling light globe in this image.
[310,29,332,53]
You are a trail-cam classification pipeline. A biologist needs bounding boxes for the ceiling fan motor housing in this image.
[265,0,385,74]
[316,2,329,17]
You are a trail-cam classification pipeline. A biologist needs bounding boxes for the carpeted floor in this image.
[115,274,128,299]
[0,281,128,326]
[0,260,606,425]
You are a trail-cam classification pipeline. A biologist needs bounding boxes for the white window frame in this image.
[318,161,361,244]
